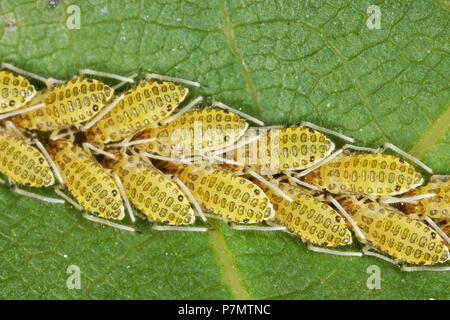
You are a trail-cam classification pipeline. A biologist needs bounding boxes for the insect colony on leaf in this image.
[0,63,448,272]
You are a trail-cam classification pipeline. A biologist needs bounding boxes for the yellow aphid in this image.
[13,78,113,131]
[111,154,195,225]
[340,197,448,265]
[0,70,36,113]
[133,108,248,158]
[264,183,352,246]
[0,128,54,187]
[86,81,188,144]
[404,176,449,219]
[49,139,124,219]
[304,151,423,196]
[230,126,334,173]
[168,163,273,223]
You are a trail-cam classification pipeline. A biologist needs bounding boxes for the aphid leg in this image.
[12,185,65,204]
[211,101,264,126]
[152,224,208,232]
[4,120,28,140]
[81,94,125,131]
[49,127,75,141]
[160,96,204,125]
[246,170,293,202]
[0,102,46,120]
[327,195,366,242]
[296,148,344,178]
[112,172,136,223]
[362,246,400,266]
[422,215,450,245]
[213,135,261,156]
[82,213,138,233]
[307,243,363,257]
[380,193,437,205]
[380,143,433,174]
[1,63,64,87]
[172,176,208,224]
[229,222,287,231]
[107,137,156,149]
[78,69,135,84]
[142,152,183,163]
[300,121,355,143]
[212,155,244,166]
[432,174,450,179]
[145,72,205,88]
[341,144,379,153]
[32,138,64,185]
[400,265,450,272]
[83,142,116,159]
[54,188,83,210]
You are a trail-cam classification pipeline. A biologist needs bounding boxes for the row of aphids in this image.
[0,63,448,272]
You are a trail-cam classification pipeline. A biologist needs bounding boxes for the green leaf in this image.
[0,0,448,299]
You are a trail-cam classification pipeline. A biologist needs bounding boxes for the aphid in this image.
[303,148,424,197]
[0,70,36,113]
[340,197,449,269]
[403,175,449,220]
[48,139,124,220]
[12,78,116,132]
[132,107,249,160]
[167,163,274,224]
[85,80,190,145]
[0,126,54,187]
[264,183,353,247]
[108,154,204,229]
[220,125,337,174]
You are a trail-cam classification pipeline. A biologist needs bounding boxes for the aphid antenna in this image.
[381,143,433,174]
[211,101,265,126]
[32,138,64,185]
[285,173,322,191]
[160,96,204,125]
[142,152,182,163]
[300,121,356,143]
[229,222,287,232]
[107,137,157,149]
[78,69,135,84]
[247,169,293,202]
[296,148,344,178]
[145,72,205,88]
[307,243,363,257]
[152,225,209,232]
[432,174,450,179]
[82,212,138,233]
[172,176,208,224]
[1,63,65,88]
[49,128,75,141]
[13,186,65,204]
[0,102,46,120]
[112,70,140,90]
[81,94,125,131]
[112,172,136,223]
[213,135,261,156]
[83,142,117,160]
[327,195,366,242]
[4,120,28,140]
[422,215,450,245]
[380,193,437,205]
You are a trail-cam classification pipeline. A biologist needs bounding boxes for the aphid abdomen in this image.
[134,108,248,157]
[304,153,423,196]
[50,139,124,219]
[0,128,54,187]
[13,78,113,131]
[86,81,188,144]
[266,183,352,246]
[341,198,448,265]
[0,70,36,112]
[404,176,449,219]
[113,155,195,225]
[234,127,335,173]
[171,164,273,223]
